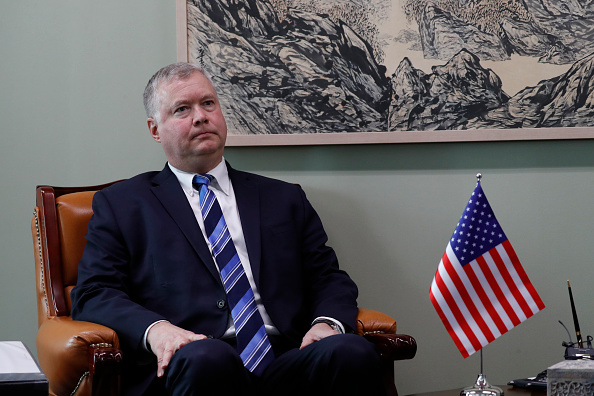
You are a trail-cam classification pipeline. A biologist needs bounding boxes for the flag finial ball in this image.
[476,173,482,183]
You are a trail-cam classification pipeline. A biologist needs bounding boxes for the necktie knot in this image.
[192,174,214,202]
[192,174,213,189]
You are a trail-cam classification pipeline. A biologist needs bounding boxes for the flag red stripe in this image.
[463,262,509,335]
[475,254,522,326]
[430,283,470,358]
[443,250,496,344]
[437,252,483,353]
[489,246,533,319]
[502,240,546,311]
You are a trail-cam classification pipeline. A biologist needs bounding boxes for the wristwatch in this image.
[312,318,343,333]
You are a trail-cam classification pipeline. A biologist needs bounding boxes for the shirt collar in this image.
[168,158,230,197]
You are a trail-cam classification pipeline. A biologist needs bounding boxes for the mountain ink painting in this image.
[180,0,594,143]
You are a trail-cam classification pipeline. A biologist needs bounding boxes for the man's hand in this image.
[147,321,208,377]
[299,322,340,349]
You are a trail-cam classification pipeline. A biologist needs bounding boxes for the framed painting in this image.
[176,0,594,146]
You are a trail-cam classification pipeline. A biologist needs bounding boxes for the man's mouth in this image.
[193,131,215,139]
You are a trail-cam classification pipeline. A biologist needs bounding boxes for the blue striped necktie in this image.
[192,174,274,376]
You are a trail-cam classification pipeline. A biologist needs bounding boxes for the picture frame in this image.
[176,0,594,146]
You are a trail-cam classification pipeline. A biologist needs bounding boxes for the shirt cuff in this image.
[312,316,345,334]
[143,320,170,352]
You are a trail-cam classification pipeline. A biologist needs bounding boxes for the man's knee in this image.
[260,334,384,396]
[322,334,381,370]
[165,339,251,395]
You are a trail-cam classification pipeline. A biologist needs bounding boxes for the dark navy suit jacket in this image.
[71,163,358,394]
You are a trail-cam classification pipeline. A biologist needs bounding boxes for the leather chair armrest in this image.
[356,307,398,335]
[363,333,417,361]
[37,316,122,396]
[356,308,417,362]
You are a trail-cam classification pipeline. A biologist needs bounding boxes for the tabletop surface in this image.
[405,385,546,396]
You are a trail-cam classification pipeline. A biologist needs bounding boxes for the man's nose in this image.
[193,108,209,125]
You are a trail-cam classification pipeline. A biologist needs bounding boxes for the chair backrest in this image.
[32,182,121,327]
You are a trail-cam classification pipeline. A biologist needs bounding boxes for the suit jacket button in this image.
[217,299,226,309]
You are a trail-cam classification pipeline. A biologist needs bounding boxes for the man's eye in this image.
[203,100,215,107]
[174,106,189,113]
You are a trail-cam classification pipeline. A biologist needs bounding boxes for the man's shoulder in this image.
[229,167,299,190]
[97,169,164,196]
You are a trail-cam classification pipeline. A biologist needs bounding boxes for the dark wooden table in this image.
[405,385,546,396]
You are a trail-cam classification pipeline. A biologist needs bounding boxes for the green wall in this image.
[2,2,593,394]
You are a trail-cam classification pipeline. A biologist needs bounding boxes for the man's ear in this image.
[148,118,161,143]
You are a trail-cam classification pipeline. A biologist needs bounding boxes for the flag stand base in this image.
[460,349,503,395]
[460,373,503,396]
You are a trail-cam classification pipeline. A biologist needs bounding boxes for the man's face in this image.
[148,71,227,173]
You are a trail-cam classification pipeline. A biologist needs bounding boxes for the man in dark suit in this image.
[71,62,384,395]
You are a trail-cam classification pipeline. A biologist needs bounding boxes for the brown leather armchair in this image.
[32,182,416,396]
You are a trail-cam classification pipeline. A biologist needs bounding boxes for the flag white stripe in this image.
[495,244,541,315]
[445,245,502,339]
[440,247,489,346]
[482,250,528,322]
[467,254,515,331]
[430,275,476,356]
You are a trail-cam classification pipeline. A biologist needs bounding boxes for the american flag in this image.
[429,181,545,358]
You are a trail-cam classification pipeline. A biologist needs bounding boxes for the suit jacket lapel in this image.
[228,164,263,288]
[150,165,221,284]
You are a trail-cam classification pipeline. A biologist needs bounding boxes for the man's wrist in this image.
[311,317,344,334]
[144,320,170,352]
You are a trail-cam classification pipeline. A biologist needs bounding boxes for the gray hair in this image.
[143,62,212,123]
